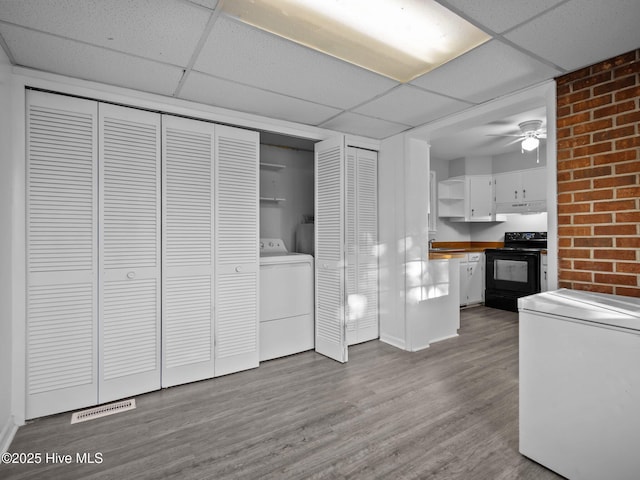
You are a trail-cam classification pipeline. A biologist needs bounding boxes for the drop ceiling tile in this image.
[319,112,410,139]
[0,24,184,96]
[353,86,472,127]
[0,0,209,66]
[505,0,640,71]
[179,71,342,126]
[194,15,398,110]
[410,40,562,104]
[445,0,566,34]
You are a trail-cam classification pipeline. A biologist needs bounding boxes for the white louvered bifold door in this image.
[345,148,358,345]
[214,125,259,377]
[98,104,161,403]
[354,148,379,344]
[314,137,347,363]
[26,91,99,419]
[162,115,215,387]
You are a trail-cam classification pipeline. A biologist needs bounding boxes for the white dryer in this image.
[259,238,314,361]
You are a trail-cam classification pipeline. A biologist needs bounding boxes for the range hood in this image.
[495,200,547,214]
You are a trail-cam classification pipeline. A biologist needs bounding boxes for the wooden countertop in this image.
[428,241,503,260]
[428,251,466,260]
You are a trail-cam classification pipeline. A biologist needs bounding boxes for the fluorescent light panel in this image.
[221,0,491,82]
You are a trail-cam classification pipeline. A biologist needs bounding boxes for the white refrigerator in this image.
[518,289,640,480]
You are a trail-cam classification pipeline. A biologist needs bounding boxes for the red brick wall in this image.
[556,49,640,297]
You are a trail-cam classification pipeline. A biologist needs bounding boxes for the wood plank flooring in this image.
[3,307,562,479]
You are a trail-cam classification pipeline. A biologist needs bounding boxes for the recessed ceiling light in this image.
[221,0,491,82]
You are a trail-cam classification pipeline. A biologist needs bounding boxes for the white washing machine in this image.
[259,238,314,361]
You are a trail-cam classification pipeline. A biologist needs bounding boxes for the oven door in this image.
[486,249,541,294]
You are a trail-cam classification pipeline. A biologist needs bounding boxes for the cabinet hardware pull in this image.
[126,272,136,279]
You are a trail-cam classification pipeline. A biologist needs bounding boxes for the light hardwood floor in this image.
[3,306,562,479]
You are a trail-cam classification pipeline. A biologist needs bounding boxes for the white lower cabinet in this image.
[541,253,548,292]
[25,91,259,419]
[460,253,484,306]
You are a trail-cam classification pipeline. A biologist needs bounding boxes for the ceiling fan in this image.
[490,120,547,152]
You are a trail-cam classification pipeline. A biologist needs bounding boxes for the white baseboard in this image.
[0,415,18,454]
[379,334,406,350]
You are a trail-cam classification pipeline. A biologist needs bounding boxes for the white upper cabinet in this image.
[214,125,260,377]
[161,115,216,387]
[26,91,99,419]
[98,103,162,403]
[438,175,499,222]
[494,167,547,213]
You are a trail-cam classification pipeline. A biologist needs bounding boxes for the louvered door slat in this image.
[214,125,259,377]
[99,104,161,403]
[315,137,347,363]
[26,91,99,419]
[162,115,215,387]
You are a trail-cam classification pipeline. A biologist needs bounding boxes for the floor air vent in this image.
[70,399,136,424]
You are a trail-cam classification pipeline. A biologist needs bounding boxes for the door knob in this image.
[126,271,136,279]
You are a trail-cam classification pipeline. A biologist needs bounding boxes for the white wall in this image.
[0,48,15,452]
[470,213,548,241]
[259,144,314,252]
[493,147,547,173]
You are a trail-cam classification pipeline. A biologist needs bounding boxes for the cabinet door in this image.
[214,125,259,376]
[459,260,468,306]
[99,104,161,403]
[26,91,98,419]
[315,137,347,363]
[521,168,547,202]
[161,115,215,387]
[467,255,484,304]
[345,148,357,344]
[467,176,492,220]
[494,171,520,203]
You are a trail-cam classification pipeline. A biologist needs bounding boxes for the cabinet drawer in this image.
[468,252,482,262]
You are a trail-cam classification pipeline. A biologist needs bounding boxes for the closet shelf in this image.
[260,162,286,170]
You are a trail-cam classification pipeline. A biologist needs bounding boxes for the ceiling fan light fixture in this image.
[521,136,539,152]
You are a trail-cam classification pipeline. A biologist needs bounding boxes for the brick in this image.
[572,213,613,224]
[615,85,640,101]
[594,249,637,260]
[573,142,613,157]
[557,179,592,193]
[617,237,640,248]
[557,105,571,118]
[593,150,637,165]
[593,51,638,73]
[616,111,640,126]
[616,137,640,149]
[558,203,591,213]
[616,211,640,223]
[558,215,572,225]
[616,160,640,173]
[616,262,640,274]
[573,189,613,201]
[573,71,612,91]
[573,118,612,135]
[613,60,640,78]
[557,127,571,139]
[559,259,572,270]
[574,237,613,247]
[557,112,591,128]
[559,238,572,248]
[593,76,637,96]
[557,193,573,204]
[594,224,638,235]
[557,157,591,171]
[559,248,591,259]
[594,273,638,286]
[560,270,593,282]
[574,260,613,272]
[573,95,612,113]
[616,186,640,198]
[593,175,637,188]
[557,150,572,161]
[557,66,592,86]
[558,89,591,108]
[574,283,615,294]
[615,287,640,298]
[593,200,636,212]
[557,83,571,97]
[558,135,591,150]
[593,126,636,142]
[558,226,592,236]
[572,166,612,179]
[593,100,635,119]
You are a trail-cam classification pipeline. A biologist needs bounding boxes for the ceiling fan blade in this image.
[485,134,524,137]
[538,133,547,139]
[505,137,524,146]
